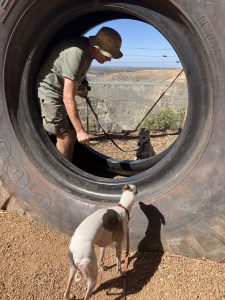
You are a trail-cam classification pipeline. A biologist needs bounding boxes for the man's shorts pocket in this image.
[40,99,71,136]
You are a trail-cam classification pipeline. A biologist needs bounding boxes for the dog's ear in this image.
[102,209,123,232]
[123,184,130,191]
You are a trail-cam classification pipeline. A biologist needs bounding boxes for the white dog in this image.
[64,184,138,300]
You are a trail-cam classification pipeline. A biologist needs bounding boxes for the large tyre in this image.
[0,0,225,261]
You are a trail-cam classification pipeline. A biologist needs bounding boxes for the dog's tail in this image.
[68,250,82,282]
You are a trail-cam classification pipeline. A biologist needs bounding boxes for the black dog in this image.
[135,128,155,159]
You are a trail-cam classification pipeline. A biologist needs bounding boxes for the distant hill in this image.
[88,68,185,82]
[89,66,182,76]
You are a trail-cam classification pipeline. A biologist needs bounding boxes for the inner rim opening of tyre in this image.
[35,12,188,179]
[6,1,210,197]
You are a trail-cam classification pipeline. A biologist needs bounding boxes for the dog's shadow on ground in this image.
[94,202,166,299]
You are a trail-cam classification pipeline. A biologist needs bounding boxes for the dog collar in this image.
[117,204,130,220]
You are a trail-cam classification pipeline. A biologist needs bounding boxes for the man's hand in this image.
[76,129,90,145]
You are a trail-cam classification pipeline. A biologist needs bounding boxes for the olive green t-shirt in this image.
[37,37,93,102]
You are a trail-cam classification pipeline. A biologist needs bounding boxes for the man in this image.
[37,27,123,161]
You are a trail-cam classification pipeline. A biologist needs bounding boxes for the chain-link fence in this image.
[77,69,188,132]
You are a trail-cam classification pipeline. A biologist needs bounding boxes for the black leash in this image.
[135,69,184,130]
[85,96,136,152]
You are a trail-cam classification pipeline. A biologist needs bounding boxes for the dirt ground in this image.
[1,134,225,300]
[89,131,179,160]
[1,211,225,300]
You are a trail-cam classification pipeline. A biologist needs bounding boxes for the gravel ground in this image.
[1,134,225,300]
[0,211,225,300]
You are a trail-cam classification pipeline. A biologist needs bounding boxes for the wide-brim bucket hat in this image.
[89,27,123,59]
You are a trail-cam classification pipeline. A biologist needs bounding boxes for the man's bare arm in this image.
[63,77,89,144]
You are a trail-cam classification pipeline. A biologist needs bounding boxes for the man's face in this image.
[94,49,111,64]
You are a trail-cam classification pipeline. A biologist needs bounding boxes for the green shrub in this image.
[139,107,186,131]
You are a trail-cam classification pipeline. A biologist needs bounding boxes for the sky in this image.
[85,19,181,69]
